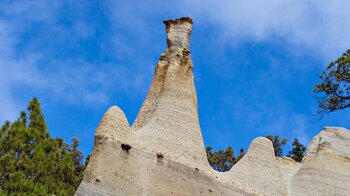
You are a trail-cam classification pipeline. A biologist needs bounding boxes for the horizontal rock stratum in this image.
[76,17,350,196]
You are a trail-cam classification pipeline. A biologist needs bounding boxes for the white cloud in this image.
[178,0,350,60]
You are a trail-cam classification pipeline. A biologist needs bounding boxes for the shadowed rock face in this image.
[76,17,350,196]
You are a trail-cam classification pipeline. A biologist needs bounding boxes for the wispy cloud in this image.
[0,1,152,123]
[179,0,350,60]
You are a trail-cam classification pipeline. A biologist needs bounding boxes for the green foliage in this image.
[4,171,47,195]
[314,49,350,115]
[287,139,306,162]
[0,97,87,195]
[206,146,244,172]
[266,135,288,157]
[206,135,306,172]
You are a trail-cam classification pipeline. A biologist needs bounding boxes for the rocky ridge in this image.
[76,17,350,196]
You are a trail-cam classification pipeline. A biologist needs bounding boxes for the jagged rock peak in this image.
[163,17,192,50]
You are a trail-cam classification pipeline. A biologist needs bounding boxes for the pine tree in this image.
[0,97,87,195]
[206,146,240,172]
[314,49,350,115]
[28,97,48,139]
[287,139,306,162]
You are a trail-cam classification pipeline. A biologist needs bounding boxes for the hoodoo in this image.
[77,17,350,196]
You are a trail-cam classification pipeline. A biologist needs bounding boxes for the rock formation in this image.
[76,17,350,196]
[289,127,350,196]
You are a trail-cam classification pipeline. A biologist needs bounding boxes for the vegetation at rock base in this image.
[207,135,306,172]
[0,98,87,195]
[314,49,350,115]
[0,98,310,186]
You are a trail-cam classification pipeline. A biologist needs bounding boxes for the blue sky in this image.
[1,0,350,157]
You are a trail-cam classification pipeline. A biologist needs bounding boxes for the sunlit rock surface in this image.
[76,17,350,196]
[289,127,350,196]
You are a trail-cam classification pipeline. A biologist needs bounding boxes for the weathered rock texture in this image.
[227,137,288,195]
[289,127,350,196]
[76,17,350,196]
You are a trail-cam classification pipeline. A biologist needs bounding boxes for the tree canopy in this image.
[0,98,86,195]
[314,49,350,115]
[206,146,244,172]
[287,139,306,162]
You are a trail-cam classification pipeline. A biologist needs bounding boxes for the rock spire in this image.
[131,17,208,169]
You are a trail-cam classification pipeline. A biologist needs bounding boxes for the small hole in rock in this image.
[156,153,164,160]
[121,143,131,152]
[209,189,212,193]
[195,168,199,171]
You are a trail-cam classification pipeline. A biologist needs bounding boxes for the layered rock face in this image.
[289,127,350,195]
[76,17,350,196]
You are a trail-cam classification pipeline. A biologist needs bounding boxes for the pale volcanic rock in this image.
[95,106,130,143]
[76,17,350,196]
[303,127,350,159]
[289,127,350,196]
[77,17,223,195]
[131,17,208,170]
[163,17,192,50]
[276,157,301,186]
[227,137,288,196]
